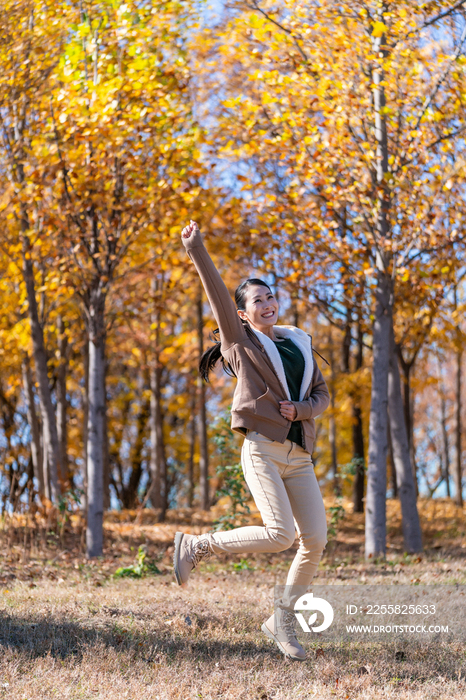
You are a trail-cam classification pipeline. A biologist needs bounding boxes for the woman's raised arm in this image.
[181,221,247,349]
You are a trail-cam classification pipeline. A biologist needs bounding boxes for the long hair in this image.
[199,278,272,382]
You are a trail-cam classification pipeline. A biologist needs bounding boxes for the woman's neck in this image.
[250,323,279,341]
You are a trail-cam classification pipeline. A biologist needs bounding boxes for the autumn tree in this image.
[0,0,75,502]
[195,0,466,555]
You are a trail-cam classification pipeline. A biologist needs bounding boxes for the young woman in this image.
[173,220,330,661]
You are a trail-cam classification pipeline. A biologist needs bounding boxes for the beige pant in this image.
[201,430,328,609]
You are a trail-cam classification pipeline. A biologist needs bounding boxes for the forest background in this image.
[1,0,466,560]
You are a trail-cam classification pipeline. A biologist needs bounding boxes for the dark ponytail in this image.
[199,328,236,382]
[199,278,272,382]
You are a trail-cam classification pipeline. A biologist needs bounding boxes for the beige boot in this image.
[262,605,306,661]
[173,531,214,585]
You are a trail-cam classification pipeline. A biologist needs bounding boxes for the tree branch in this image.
[246,0,309,63]
[422,0,466,29]
[413,20,466,133]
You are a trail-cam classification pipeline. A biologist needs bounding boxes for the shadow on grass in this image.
[0,611,274,663]
[0,611,463,686]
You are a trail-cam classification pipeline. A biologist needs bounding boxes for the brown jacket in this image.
[183,228,330,454]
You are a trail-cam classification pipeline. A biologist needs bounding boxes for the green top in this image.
[273,337,305,448]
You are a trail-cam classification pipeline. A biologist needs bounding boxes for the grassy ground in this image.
[0,497,464,699]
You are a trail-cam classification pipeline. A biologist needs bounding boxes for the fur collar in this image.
[252,325,315,401]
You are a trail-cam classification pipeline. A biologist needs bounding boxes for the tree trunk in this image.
[21,352,44,496]
[42,427,50,500]
[56,316,68,486]
[388,325,423,553]
[86,292,106,558]
[398,354,419,496]
[291,291,300,328]
[454,347,463,507]
[21,244,61,502]
[197,294,210,510]
[125,392,150,508]
[82,337,89,514]
[187,381,196,509]
[27,454,35,509]
[341,305,352,374]
[340,303,365,511]
[440,392,451,498]
[328,329,340,496]
[149,360,160,510]
[148,280,167,519]
[11,101,60,502]
[149,358,167,517]
[387,423,398,499]
[109,390,131,506]
[365,9,391,559]
[366,268,392,558]
[102,348,110,511]
[352,404,365,512]
[352,312,365,513]
[453,284,464,506]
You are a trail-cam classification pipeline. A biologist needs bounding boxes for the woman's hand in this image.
[279,401,297,421]
[181,220,200,239]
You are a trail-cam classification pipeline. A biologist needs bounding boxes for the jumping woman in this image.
[173,220,330,661]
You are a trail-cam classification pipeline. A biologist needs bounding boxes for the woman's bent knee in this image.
[300,530,327,554]
[266,527,295,552]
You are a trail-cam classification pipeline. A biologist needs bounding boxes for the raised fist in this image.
[181,220,200,239]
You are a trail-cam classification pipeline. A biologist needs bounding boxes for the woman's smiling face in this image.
[237,284,279,330]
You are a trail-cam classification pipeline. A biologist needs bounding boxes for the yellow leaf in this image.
[372,21,387,38]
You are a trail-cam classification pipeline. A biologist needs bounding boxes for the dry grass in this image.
[0,497,464,699]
